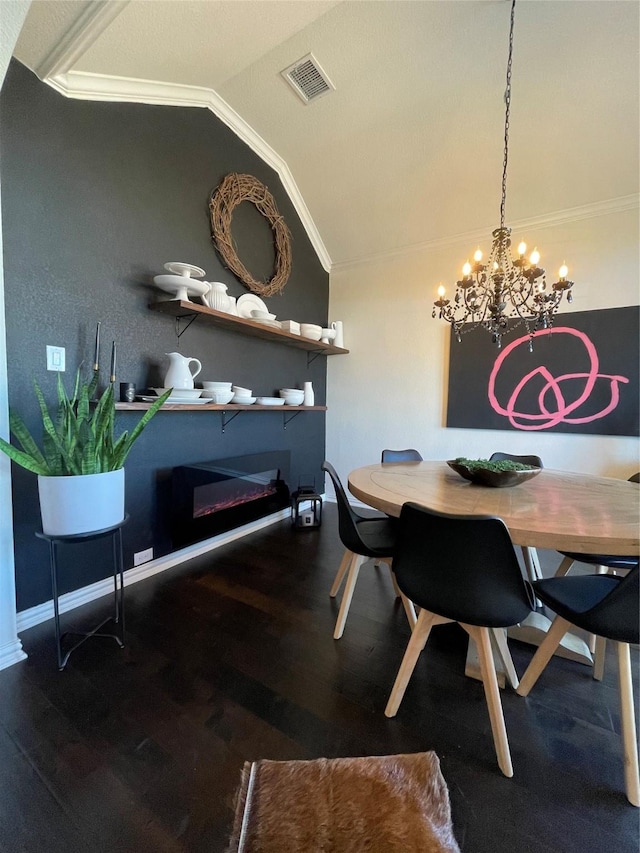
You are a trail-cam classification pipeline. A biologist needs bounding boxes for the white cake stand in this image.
[152,275,209,302]
[153,262,209,302]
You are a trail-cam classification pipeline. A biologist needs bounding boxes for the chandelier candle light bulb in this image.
[432,0,575,348]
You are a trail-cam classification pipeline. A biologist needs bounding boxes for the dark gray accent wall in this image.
[1,60,330,611]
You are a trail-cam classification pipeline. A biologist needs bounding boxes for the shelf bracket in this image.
[307,350,323,367]
[221,409,242,434]
[283,410,303,430]
[175,314,199,339]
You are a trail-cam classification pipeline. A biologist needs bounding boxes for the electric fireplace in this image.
[171,451,290,548]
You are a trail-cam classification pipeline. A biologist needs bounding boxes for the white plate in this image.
[138,396,211,405]
[163,262,206,278]
[252,318,281,329]
[152,388,202,399]
[237,293,269,319]
[255,396,285,406]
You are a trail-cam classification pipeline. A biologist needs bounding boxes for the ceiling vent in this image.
[281,53,335,104]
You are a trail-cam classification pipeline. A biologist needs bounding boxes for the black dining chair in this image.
[516,567,639,806]
[384,502,534,778]
[381,449,424,463]
[322,462,417,639]
[490,452,544,584]
[553,472,639,679]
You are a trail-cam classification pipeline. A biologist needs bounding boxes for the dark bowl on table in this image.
[446,460,542,488]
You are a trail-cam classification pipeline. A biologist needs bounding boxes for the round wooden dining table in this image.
[348,461,639,557]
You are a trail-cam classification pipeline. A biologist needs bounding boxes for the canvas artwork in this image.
[446,306,639,436]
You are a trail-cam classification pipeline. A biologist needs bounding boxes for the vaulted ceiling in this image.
[13,0,640,270]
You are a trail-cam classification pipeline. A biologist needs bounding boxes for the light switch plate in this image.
[46,345,65,371]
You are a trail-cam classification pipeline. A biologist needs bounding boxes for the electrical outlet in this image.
[46,345,65,372]
[133,547,153,566]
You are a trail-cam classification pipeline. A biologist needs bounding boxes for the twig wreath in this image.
[209,173,292,297]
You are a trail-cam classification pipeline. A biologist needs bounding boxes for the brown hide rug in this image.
[226,751,460,853]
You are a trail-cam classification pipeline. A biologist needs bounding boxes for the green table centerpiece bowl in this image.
[446,457,542,488]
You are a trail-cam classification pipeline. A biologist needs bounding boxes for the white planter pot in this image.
[37,469,125,536]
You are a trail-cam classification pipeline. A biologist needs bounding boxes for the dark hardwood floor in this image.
[0,504,637,852]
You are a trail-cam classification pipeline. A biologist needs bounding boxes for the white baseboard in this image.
[16,508,291,633]
[0,638,27,671]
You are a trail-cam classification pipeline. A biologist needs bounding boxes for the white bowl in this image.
[153,387,202,399]
[300,324,322,341]
[232,385,252,395]
[256,396,285,406]
[232,395,256,405]
[207,390,234,404]
[201,381,232,391]
[279,389,304,405]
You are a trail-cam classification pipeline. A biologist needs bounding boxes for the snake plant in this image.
[0,369,171,476]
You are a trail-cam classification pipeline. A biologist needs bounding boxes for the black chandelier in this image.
[433,0,574,349]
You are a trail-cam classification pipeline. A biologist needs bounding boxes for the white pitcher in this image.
[204,281,229,312]
[164,352,202,389]
[331,321,344,348]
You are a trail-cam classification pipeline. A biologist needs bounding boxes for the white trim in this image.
[331,194,640,272]
[0,640,27,672]
[39,68,637,278]
[17,507,291,633]
[44,70,332,273]
[36,1,130,79]
[324,494,373,513]
[0,6,28,667]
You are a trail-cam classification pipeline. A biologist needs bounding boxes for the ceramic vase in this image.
[303,381,314,406]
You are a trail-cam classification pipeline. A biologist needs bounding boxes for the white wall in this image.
[0,0,30,669]
[326,207,639,490]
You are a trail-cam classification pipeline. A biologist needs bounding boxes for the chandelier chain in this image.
[432,0,574,348]
[500,0,516,231]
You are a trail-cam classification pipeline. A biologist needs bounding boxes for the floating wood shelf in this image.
[149,300,349,355]
[115,403,326,412]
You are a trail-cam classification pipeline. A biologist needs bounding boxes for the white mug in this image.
[331,321,344,348]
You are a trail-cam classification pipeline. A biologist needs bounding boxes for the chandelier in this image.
[433,0,574,349]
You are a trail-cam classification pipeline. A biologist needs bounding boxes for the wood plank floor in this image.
[0,504,637,852]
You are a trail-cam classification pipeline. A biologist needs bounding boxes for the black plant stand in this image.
[36,515,129,670]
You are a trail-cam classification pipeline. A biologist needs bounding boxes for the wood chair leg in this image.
[554,555,575,577]
[333,554,366,640]
[616,642,640,807]
[330,549,352,598]
[516,615,572,697]
[389,567,402,598]
[491,628,520,690]
[385,610,440,717]
[593,635,607,682]
[464,624,513,777]
[399,591,417,631]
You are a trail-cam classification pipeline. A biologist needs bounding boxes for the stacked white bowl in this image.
[300,324,322,341]
[232,385,255,404]
[279,388,305,406]
[201,381,233,404]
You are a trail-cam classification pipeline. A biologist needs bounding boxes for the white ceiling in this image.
[12,0,640,269]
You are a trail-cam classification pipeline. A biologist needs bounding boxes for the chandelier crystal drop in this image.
[433,0,574,349]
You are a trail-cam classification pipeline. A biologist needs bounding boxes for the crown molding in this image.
[36,1,130,79]
[44,70,332,273]
[40,64,636,278]
[331,194,640,273]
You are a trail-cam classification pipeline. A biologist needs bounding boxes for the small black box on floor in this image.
[291,485,322,529]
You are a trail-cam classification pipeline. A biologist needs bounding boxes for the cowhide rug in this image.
[226,751,460,852]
